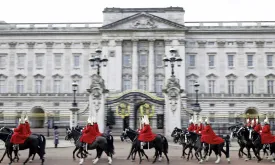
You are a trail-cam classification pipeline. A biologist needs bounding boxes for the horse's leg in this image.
[246,147,251,161]
[252,147,262,162]
[138,150,143,164]
[23,150,32,165]
[181,143,186,158]
[214,147,221,164]
[152,149,158,164]
[0,149,7,163]
[141,150,149,161]
[72,147,78,160]
[186,146,192,161]
[127,144,135,160]
[8,147,13,165]
[29,153,35,162]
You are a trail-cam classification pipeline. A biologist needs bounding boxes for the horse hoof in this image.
[29,160,33,163]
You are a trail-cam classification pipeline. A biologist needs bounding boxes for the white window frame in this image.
[267,54,273,67]
[0,54,7,69]
[35,53,44,69]
[54,53,62,69]
[155,54,163,67]
[123,54,131,67]
[227,55,234,67]
[267,80,274,94]
[155,80,163,94]
[247,54,254,67]
[247,80,254,94]
[138,79,147,91]
[35,80,42,93]
[228,80,235,94]
[189,55,196,67]
[139,54,148,67]
[16,80,24,93]
[208,54,215,67]
[73,54,81,68]
[123,79,131,91]
[53,80,62,93]
[0,79,6,93]
[208,80,215,94]
[17,53,25,69]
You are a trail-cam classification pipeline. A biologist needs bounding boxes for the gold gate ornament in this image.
[116,103,130,119]
[139,103,155,118]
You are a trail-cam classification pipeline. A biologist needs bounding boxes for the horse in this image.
[183,131,230,164]
[65,127,90,160]
[228,124,248,158]
[65,127,114,165]
[120,128,149,161]
[171,127,194,159]
[236,126,263,162]
[128,127,169,164]
[0,127,46,165]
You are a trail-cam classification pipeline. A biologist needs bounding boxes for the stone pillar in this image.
[177,39,186,89]
[27,42,35,92]
[8,42,17,93]
[69,107,79,128]
[64,42,72,93]
[164,39,172,81]
[87,74,108,132]
[163,76,183,138]
[148,39,155,92]
[115,39,123,91]
[132,39,138,90]
[45,42,54,92]
[101,40,109,89]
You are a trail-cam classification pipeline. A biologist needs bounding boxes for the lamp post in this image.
[70,82,79,129]
[89,49,108,75]
[193,82,201,121]
[72,82,78,107]
[163,48,182,77]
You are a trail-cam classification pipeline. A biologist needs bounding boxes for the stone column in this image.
[148,39,155,92]
[115,39,123,91]
[132,39,138,90]
[8,42,17,93]
[27,42,35,93]
[101,40,109,89]
[177,39,186,89]
[87,74,108,132]
[64,42,72,93]
[45,42,54,92]
[163,76,183,138]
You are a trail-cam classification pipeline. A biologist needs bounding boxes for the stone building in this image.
[0,7,274,134]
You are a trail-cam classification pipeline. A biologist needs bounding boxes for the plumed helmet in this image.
[264,116,269,124]
[189,119,193,124]
[246,118,250,123]
[24,115,29,122]
[144,115,150,125]
[199,118,202,123]
[251,119,255,125]
[87,117,92,124]
[20,113,25,124]
[256,118,259,123]
[205,118,209,124]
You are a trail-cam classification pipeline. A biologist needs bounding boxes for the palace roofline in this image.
[103,7,185,13]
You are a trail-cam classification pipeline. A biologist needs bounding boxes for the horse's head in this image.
[121,127,137,142]
[65,127,73,140]
[184,131,199,144]
[0,127,13,134]
[171,127,182,143]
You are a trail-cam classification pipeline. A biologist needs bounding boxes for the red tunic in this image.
[254,124,262,133]
[25,122,32,136]
[80,125,97,144]
[246,123,251,127]
[94,123,102,136]
[188,123,195,132]
[10,124,28,144]
[261,124,275,144]
[197,123,204,135]
[138,124,156,142]
[201,124,224,144]
[194,124,198,133]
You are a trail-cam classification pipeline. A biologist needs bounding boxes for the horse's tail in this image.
[106,135,115,155]
[162,136,169,154]
[38,134,46,157]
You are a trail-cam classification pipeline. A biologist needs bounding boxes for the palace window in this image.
[228,55,234,67]
[267,80,274,94]
[155,54,163,67]
[155,80,163,94]
[0,54,7,68]
[123,54,131,67]
[208,55,215,67]
[35,53,44,69]
[189,55,195,67]
[53,80,61,93]
[54,54,62,68]
[35,80,42,93]
[139,54,148,67]
[188,80,196,93]
[247,80,254,94]
[0,80,5,93]
[122,79,131,91]
[208,80,215,94]
[267,55,273,67]
[73,54,80,68]
[247,55,254,67]
[228,80,235,94]
[16,80,24,93]
[17,54,25,69]
[139,79,147,90]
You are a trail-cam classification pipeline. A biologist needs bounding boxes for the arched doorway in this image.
[133,101,146,130]
[31,107,45,128]
[245,108,258,119]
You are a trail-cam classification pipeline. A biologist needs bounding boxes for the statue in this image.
[165,76,181,89]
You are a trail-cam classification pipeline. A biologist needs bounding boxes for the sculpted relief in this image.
[132,18,157,29]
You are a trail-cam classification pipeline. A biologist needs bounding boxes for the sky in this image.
[0,0,274,23]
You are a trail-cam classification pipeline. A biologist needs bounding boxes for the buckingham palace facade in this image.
[0,7,274,133]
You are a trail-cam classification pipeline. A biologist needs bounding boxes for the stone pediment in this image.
[225,73,237,79]
[100,12,186,31]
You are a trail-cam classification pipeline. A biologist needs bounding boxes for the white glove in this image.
[260,130,262,133]
[199,131,201,134]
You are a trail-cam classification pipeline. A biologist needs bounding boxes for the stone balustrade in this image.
[187,93,275,98]
[185,21,275,27]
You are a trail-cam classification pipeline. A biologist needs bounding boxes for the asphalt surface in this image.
[0,142,274,165]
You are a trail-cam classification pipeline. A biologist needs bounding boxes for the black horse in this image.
[183,131,230,164]
[127,127,169,164]
[0,127,46,165]
[65,127,114,165]
[120,128,149,161]
[171,127,194,159]
[228,124,248,158]
[237,126,262,162]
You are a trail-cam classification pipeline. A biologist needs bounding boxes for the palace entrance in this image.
[245,107,259,118]
[106,91,165,132]
[30,107,45,128]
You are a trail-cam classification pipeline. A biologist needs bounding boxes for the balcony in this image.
[187,93,275,99]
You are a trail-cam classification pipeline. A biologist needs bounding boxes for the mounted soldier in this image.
[138,115,156,149]
[187,119,195,132]
[10,114,28,150]
[245,118,251,128]
[24,114,32,136]
[92,116,102,136]
[80,117,97,151]
[197,118,204,135]
[201,117,224,146]
[261,117,275,144]
[254,118,262,133]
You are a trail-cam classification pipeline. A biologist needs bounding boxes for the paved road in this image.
[0,142,274,165]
